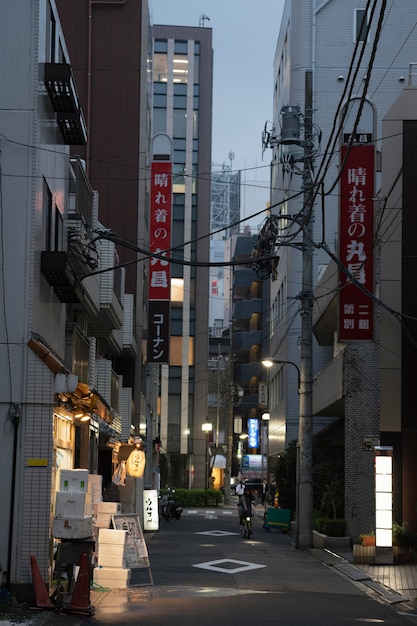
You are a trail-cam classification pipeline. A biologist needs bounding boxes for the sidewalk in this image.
[311,545,417,608]
[251,505,417,612]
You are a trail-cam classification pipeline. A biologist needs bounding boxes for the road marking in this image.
[193,559,266,574]
[195,530,238,536]
[184,510,235,516]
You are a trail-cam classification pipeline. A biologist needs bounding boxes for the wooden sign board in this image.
[111,514,153,585]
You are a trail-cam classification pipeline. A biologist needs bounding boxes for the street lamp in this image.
[262,357,304,549]
[202,419,213,489]
[262,358,301,393]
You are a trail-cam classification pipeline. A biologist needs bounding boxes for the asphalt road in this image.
[73,505,415,625]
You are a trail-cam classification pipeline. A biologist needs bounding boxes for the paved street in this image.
[18,505,417,626]
[71,506,417,625]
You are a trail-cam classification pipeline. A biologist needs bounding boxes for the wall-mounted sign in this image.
[147,134,172,363]
[248,418,259,449]
[338,144,374,341]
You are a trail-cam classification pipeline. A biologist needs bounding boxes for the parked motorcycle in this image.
[160,488,183,520]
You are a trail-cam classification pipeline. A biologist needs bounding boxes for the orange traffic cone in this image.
[64,551,95,616]
[30,555,56,610]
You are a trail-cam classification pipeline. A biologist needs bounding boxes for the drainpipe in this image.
[6,404,21,589]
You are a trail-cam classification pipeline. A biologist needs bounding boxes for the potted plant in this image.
[393,521,416,563]
[359,532,375,546]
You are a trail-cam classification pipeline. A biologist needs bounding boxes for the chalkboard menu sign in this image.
[111,514,152,583]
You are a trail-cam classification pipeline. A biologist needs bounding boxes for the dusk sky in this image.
[149,0,286,230]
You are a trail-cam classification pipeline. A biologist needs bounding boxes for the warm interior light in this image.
[126,448,146,478]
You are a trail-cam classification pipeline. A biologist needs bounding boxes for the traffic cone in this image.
[30,555,56,610]
[64,551,95,616]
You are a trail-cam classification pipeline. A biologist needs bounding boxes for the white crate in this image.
[97,553,126,568]
[97,502,121,514]
[59,469,89,493]
[95,513,112,528]
[98,528,127,545]
[88,475,103,502]
[96,543,125,557]
[52,516,93,540]
[55,492,91,519]
[93,566,130,589]
[88,474,103,489]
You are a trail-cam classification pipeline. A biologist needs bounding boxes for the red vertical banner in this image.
[147,160,172,362]
[338,144,374,342]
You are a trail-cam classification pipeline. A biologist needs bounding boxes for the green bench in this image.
[264,507,292,532]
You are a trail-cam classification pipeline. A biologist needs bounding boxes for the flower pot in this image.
[361,535,376,546]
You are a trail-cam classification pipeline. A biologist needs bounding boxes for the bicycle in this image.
[240,509,253,539]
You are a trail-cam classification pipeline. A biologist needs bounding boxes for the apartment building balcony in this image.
[234,362,262,384]
[69,158,94,227]
[233,269,259,300]
[41,251,83,303]
[92,250,124,332]
[234,298,263,322]
[233,331,262,358]
[44,63,87,145]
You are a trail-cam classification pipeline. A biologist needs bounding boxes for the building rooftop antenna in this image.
[199,14,210,27]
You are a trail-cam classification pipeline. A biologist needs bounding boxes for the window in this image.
[173,54,188,84]
[154,39,168,53]
[152,108,166,134]
[173,94,187,109]
[171,278,184,304]
[45,182,53,251]
[48,3,56,62]
[153,93,167,107]
[55,208,63,251]
[174,40,188,54]
[173,109,187,138]
[355,8,369,43]
[153,53,168,82]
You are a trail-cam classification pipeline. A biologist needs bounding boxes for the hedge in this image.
[160,488,223,507]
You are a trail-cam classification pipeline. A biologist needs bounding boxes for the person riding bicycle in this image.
[237,486,257,525]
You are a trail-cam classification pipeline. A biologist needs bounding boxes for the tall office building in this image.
[152,25,212,488]
[209,164,241,335]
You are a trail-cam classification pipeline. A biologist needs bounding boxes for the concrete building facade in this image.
[264,0,417,541]
[0,0,137,598]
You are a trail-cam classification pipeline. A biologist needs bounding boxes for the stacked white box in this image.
[59,469,89,493]
[93,501,122,529]
[93,528,130,589]
[88,474,103,504]
[53,469,93,539]
[55,492,92,518]
[52,516,93,540]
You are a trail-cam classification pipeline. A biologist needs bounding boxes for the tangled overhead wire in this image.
[250,216,280,280]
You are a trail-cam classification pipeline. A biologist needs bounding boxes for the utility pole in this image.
[225,384,233,504]
[252,70,317,547]
[298,69,314,548]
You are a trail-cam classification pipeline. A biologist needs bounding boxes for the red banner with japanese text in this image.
[147,160,172,362]
[338,144,374,342]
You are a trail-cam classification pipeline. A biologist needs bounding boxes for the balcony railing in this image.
[44,63,87,145]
